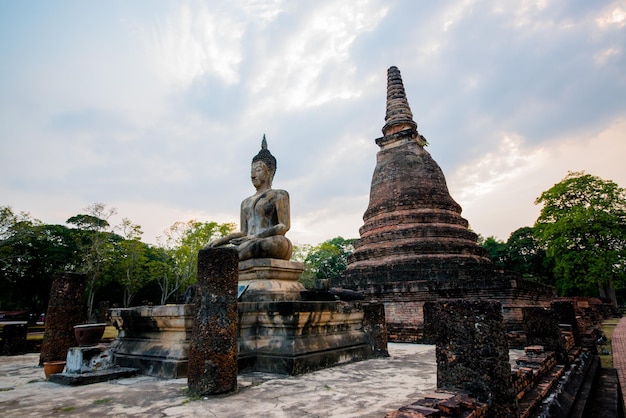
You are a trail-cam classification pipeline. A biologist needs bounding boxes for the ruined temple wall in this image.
[359,276,556,343]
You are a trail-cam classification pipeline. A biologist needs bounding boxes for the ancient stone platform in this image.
[109,304,194,378]
[238,258,306,302]
[237,258,374,375]
[109,257,376,377]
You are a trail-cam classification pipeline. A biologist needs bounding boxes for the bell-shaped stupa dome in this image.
[340,66,494,292]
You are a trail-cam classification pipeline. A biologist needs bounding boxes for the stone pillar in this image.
[40,272,86,365]
[551,301,580,345]
[523,307,567,364]
[424,299,515,418]
[188,248,238,396]
[363,303,389,357]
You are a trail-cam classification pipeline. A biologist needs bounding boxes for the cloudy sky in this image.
[1,1,625,247]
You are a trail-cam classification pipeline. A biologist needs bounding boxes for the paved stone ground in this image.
[0,343,437,417]
[610,316,626,406]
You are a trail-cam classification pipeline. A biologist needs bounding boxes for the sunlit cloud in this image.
[451,133,545,204]
[249,1,388,110]
[451,117,626,241]
[236,0,284,24]
[596,6,626,29]
[151,2,245,88]
[594,46,622,65]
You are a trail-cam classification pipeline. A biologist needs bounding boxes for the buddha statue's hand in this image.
[230,235,255,245]
[203,240,218,249]
[205,236,229,248]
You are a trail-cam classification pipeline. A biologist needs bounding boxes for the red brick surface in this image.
[610,316,626,405]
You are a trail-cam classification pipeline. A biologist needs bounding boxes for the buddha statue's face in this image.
[251,161,271,190]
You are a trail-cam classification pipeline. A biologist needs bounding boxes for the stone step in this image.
[585,368,624,418]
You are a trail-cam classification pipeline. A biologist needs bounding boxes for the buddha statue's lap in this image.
[237,235,293,261]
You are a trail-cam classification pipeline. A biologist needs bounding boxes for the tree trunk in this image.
[598,280,618,306]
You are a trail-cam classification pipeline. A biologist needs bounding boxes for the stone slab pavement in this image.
[609,316,626,405]
[0,343,437,417]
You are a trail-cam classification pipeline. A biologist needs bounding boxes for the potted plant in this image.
[73,323,107,346]
[43,361,66,378]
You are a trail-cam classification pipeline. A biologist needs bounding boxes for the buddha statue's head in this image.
[252,135,277,182]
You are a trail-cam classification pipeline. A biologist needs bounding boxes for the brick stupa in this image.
[345,66,494,283]
[336,66,555,342]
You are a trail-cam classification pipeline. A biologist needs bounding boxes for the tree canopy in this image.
[299,237,355,288]
[0,207,80,314]
[478,227,554,285]
[0,203,235,316]
[534,171,626,302]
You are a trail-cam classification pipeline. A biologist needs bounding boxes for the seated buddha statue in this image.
[205,136,293,261]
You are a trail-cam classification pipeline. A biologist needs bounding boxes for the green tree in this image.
[505,226,554,285]
[67,203,118,320]
[477,235,507,270]
[290,242,313,264]
[158,220,234,303]
[534,172,626,303]
[302,237,355,288]
[144,246,174,305]
[114,218,150,307]
[0,206,80,313]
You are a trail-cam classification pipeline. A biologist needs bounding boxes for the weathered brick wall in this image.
[360,275,555,343]
[424,299,516,417]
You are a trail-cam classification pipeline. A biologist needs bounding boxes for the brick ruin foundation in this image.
[386,298,622,418]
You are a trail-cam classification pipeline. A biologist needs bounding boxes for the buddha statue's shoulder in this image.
[271,189,289,198]
[262,189,289,200]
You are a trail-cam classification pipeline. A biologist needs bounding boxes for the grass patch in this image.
[0,387,14,392]
[93,398,112,405]
[600,318,620,368]
[103,326,118,339]
[59,406,76,412]
[182,387,202,401]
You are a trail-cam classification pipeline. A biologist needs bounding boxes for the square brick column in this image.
[523,307,567,364]
[188,247,238,396]
[424,299,516,417]
[551,301,580,345]
[363,303,389,357]
[39,272,86,365]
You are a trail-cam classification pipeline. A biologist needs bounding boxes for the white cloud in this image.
[248,1,388,110]
[594,46,622,65]
[450,117,626,241]
[596,5,626,29]
[451,133,545,204]
[151,2,245,88]
[235,0,284,24]
[290,195,369,244]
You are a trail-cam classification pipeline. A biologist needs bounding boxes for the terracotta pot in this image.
[73,323,106,346]
[43,361,66,378]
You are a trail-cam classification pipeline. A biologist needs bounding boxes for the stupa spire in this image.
[382,66,418,136]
